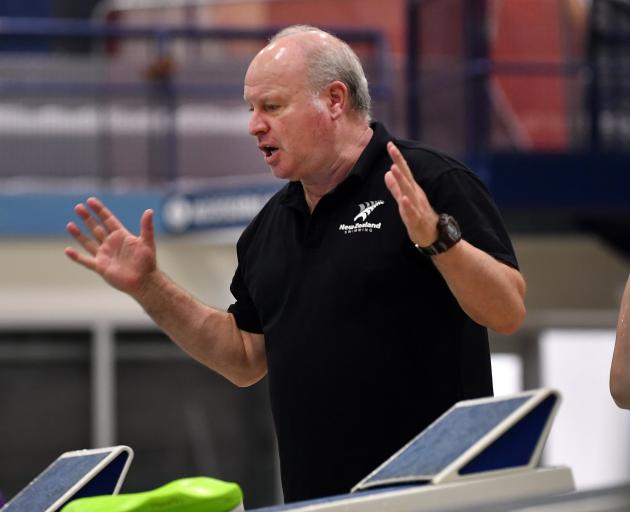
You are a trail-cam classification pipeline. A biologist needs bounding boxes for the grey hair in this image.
[270,25,371,119]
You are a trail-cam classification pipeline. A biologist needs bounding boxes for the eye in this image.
[265,104,280,112]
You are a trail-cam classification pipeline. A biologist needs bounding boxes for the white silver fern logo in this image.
[353,200,384,222]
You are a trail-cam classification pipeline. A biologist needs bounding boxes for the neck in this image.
[302,123,373,212]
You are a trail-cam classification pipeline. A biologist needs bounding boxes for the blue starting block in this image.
[1,446,133,512]
[252,388,574,512]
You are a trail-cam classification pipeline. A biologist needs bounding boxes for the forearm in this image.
[132,270,267,387]
[432,240,526,334]
[611,275,630,409]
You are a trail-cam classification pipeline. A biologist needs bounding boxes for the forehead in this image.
[243,39,309,101]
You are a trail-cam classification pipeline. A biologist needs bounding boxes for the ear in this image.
[325,81,349,120]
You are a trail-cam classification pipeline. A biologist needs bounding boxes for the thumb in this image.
[140,209,155,247]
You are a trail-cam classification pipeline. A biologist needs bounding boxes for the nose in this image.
[248,109,268,137]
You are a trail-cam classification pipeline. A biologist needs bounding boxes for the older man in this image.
[66,25,526,503]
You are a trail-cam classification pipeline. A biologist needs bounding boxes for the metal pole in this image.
[588,0,601,152]
[91,321,116,447]
[464,0,490,158]
[406,0,421,140]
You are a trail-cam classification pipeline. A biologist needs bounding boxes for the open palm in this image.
[65,197,157,296]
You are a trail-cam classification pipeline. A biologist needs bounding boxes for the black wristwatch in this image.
[415,214,462,256]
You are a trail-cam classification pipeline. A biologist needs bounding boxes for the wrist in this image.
[131,269,164,304]
[415,213,462,256]
[412,212,440,247]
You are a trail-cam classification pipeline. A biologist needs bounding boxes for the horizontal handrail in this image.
[0,16,387,44]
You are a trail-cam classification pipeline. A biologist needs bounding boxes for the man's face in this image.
[243,40,334,182]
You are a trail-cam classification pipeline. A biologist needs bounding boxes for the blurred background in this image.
[0,0,629,509]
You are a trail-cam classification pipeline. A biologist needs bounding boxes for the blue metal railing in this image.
[0,5,627,201]
[403,0,630,255]
[0,17,391,97]
[405,0,630,156]
[0,17,391,185]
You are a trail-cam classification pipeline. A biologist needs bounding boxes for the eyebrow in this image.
[244,92,283,105]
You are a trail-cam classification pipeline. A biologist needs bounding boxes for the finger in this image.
[397,195,420,228]
[387,142,420,202]
[86,197,124,233]
[140,209,155,247]
[385,171,420,221]
[64,246,98,273]
[387,142,415,182]
[66,221,99,256]
[389,163,419,201]
[387,171,433,246]
[384,169,403,202]
[75,203,108,243]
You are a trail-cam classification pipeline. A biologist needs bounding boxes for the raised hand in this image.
[65,197,157,296]
[384,142,439,247]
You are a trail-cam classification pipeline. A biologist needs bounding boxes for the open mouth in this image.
[262,145,278,158]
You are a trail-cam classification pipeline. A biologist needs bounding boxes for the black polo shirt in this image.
[228,122,518,503]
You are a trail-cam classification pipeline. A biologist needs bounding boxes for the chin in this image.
[269,165,297,181]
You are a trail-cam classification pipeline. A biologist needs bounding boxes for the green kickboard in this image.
[60,476,243,512]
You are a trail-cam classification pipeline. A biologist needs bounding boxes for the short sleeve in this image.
[426,168,519,269]
[227,264,264,334]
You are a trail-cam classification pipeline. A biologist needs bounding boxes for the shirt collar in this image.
[346,121,391,181]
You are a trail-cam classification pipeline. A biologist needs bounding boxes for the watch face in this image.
[418,214,461,255]
[446,221,460,241]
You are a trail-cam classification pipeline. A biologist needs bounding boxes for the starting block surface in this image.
[1,446,133,512]
[355,388,559,489]
[253,388,574,512]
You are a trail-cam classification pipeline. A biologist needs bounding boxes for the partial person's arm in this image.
[65,197,267,387]
[384,143,526,334]
[611,274,630,409]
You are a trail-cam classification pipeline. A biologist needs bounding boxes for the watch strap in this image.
[415,240,451,256]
